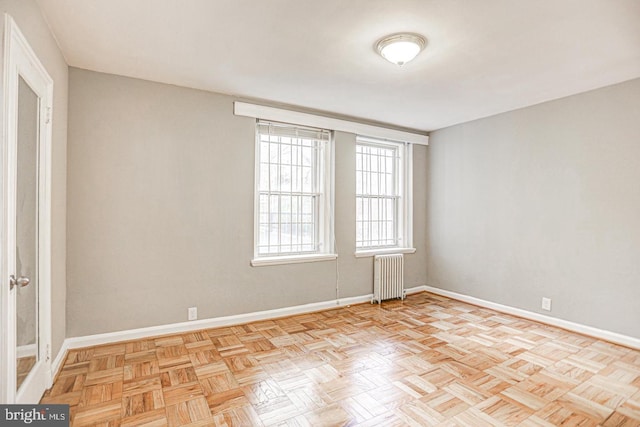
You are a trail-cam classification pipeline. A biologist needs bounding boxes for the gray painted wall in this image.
[0,0,68,357]
[428,78,640,338]
[66,68,428,337]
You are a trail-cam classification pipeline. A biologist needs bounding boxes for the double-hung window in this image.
[356,136,413,255]
[253,120,334,265]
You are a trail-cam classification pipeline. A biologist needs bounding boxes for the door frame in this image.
[0,14,53,404]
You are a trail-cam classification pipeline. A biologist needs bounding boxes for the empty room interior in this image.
[1,0,639,425]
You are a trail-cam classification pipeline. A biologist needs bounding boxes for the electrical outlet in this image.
[541,297,552,311]
[188,307,197,320]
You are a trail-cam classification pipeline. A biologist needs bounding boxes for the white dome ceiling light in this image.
[375,33,426,66]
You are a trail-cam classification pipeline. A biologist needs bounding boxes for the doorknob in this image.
[9,275,30,290]
[17,276,30,287]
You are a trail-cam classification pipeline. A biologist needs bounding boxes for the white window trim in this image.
[354,247,416,258]
[355,137,414,256]
[252,121,336,266]
[234,102,429,146]
[251,253,338,267]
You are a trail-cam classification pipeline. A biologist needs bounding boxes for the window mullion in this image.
[314,141,321,251]
[267,134,272,253]
[278,139,283,252]
[395,147,399,245]
[298,140,302,252]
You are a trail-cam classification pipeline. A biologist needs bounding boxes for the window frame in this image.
[251,120,335,267]
[355,136,414,257]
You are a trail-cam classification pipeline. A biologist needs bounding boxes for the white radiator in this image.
[372,254,405,304]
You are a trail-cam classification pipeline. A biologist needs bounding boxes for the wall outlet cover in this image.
[188,307,197,320]
[541,297,552,311]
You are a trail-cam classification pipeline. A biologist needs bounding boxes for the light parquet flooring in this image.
[42,292,640,426]
[17,355,37,389]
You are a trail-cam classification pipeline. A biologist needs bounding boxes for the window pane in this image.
[259,164,269,191]
[281,165,291,192]
[302,146,312,167]
[355,139,401,249]
[270,165,279,190]
[260,143,269,166]
[269,142,279,163]
[302,196,312,214]
[256,121,329,256]
[259,225,269,247]
[302,166,312,193]
[302,224,314,243]
[281,142,291,165]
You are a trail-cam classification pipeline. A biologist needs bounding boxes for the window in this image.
[356,136,413,254]
[253,120,334,265]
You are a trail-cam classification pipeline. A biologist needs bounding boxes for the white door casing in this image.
[0,14,53,404]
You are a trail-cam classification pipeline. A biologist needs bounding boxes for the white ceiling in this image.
[37,0,640,131]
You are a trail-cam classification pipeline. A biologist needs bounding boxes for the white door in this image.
[1,14,53,404]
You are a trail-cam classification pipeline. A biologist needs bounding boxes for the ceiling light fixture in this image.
[375,33,426,66]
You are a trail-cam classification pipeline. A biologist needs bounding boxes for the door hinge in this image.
[45,107,52,124]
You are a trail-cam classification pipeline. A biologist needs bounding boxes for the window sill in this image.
[251,253,338,267]
[354,247,416,258]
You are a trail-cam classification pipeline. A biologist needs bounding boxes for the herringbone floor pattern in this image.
[41,292,640,426]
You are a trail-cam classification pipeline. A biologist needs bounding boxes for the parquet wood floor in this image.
[17,355,36,389]
[42,292,640,426]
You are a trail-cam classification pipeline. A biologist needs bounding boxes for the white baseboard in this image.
[64,283,617,381]
[63,294,373,351]
[423,285,640,350]
[50,286,427,380]
[406,285,428,294]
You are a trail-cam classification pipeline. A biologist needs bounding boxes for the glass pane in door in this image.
[15,76,39,391]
